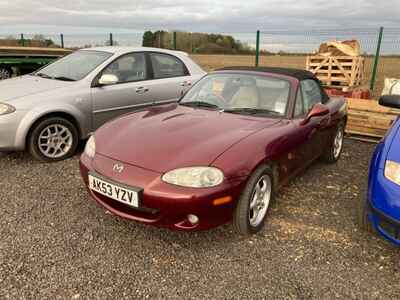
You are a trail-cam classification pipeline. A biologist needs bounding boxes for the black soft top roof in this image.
[216,66,316,80]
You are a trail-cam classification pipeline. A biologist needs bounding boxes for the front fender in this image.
[212,121,293,181]
[368,117,400,209]
[15,104,89,149]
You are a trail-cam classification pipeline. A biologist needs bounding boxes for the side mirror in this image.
[98,74,118,86]
[379,95,400,109]
[301,103,329,125]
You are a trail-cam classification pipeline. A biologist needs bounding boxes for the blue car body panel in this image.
[368,115,400,245]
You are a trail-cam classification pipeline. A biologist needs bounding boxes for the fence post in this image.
[255,30,260,67]
[20,33,25,46]
[190,32,193,53]
[370,26,384,91]
[60,34,64,48]
[109,33,113,46]
[173,32,177,50]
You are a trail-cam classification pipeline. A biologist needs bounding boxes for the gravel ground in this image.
[1,139,399,299]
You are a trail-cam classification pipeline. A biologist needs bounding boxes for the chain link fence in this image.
[177,28,400,96]
[1,28,399,96]
[0,33,143,48]
[258,28,394,96]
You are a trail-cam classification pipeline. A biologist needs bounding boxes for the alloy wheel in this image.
[37,124,73,158]
[333,126,344,159]
[249,175,272,227]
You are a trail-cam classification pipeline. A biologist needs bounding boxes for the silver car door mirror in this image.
[99,74,119,85]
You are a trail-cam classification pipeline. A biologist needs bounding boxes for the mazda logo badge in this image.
[113,163,124,173]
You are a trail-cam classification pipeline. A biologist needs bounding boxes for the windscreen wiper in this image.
[53,76,76,82]
[36,73,53,79]
[180,101,220,109]
[222,107,281,116]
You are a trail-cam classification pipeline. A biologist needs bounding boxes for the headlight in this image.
[162,167,224,188]
[0,103,15,115]
[84,136,96,158]
[384,160,400,186]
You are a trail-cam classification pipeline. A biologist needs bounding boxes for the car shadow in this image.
[0,138,87,163]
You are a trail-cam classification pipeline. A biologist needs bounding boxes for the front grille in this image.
[378,219,400,240]
[93,191,160,220]
[370,203,400,241]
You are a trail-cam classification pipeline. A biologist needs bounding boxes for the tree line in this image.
[142,30,271,55]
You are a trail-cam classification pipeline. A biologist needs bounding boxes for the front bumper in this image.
[368,169,400,246]
[0,110,27,151]
[368,201,400,245]
[80,153,246,231]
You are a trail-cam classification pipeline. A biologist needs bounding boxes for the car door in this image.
[280,86,316,177]
[91,52,155,130]
[292,79,330,163]
[145,52,191,105]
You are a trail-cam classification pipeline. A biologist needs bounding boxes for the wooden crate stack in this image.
[306,56,364,89]
[345,98,400,141]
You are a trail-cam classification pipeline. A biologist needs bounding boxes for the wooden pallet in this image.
[345,98,400,141]
[306,56,364,89]
[345,132,381,143]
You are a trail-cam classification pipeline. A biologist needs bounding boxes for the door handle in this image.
[136,87,149,94]
[180,81,191,87]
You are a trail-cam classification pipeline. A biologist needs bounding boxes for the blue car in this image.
[361,95,400,245]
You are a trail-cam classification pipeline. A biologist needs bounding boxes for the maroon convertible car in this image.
[80,67,347,235]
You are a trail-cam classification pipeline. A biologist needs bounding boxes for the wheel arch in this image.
[21,111,83,149]
[254,158,280,192]
[237,156,280,193]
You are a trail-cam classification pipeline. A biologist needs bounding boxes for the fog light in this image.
[187,214,199,225]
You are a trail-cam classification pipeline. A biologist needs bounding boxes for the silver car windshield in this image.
[34,50,112,81]
[180,73,291,116]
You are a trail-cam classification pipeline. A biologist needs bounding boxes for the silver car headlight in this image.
[0,103,15,115]
[162,167,224,188]
[84,136,96,158]
[385,160,400,186]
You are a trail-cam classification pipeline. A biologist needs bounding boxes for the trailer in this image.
[0,46,72,80]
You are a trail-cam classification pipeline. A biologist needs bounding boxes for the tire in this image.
[322,121,345,163]
[359,199,374,234]
[233,164,274,235]
[28,117,79,162]
[0,67,12,80]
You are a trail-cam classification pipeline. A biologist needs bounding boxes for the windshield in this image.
[180,73,291,116]
[34,50,112,81]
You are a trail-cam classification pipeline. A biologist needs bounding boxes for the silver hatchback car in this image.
[0,47,205,161]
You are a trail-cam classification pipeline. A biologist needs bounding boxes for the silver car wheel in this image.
[38,124,73,158]
[333,126,344,159]
[249,175,272,227]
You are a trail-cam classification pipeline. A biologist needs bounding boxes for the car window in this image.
[102,53,147,83]
[300,79,322,112]
[34,50,112,81]
[294,87,304,117]
[181,73,290,116]
[150,53,186,79]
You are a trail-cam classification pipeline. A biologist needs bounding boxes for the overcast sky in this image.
[0,0,399,34]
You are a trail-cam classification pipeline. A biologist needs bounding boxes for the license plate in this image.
[88,174,139,207]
